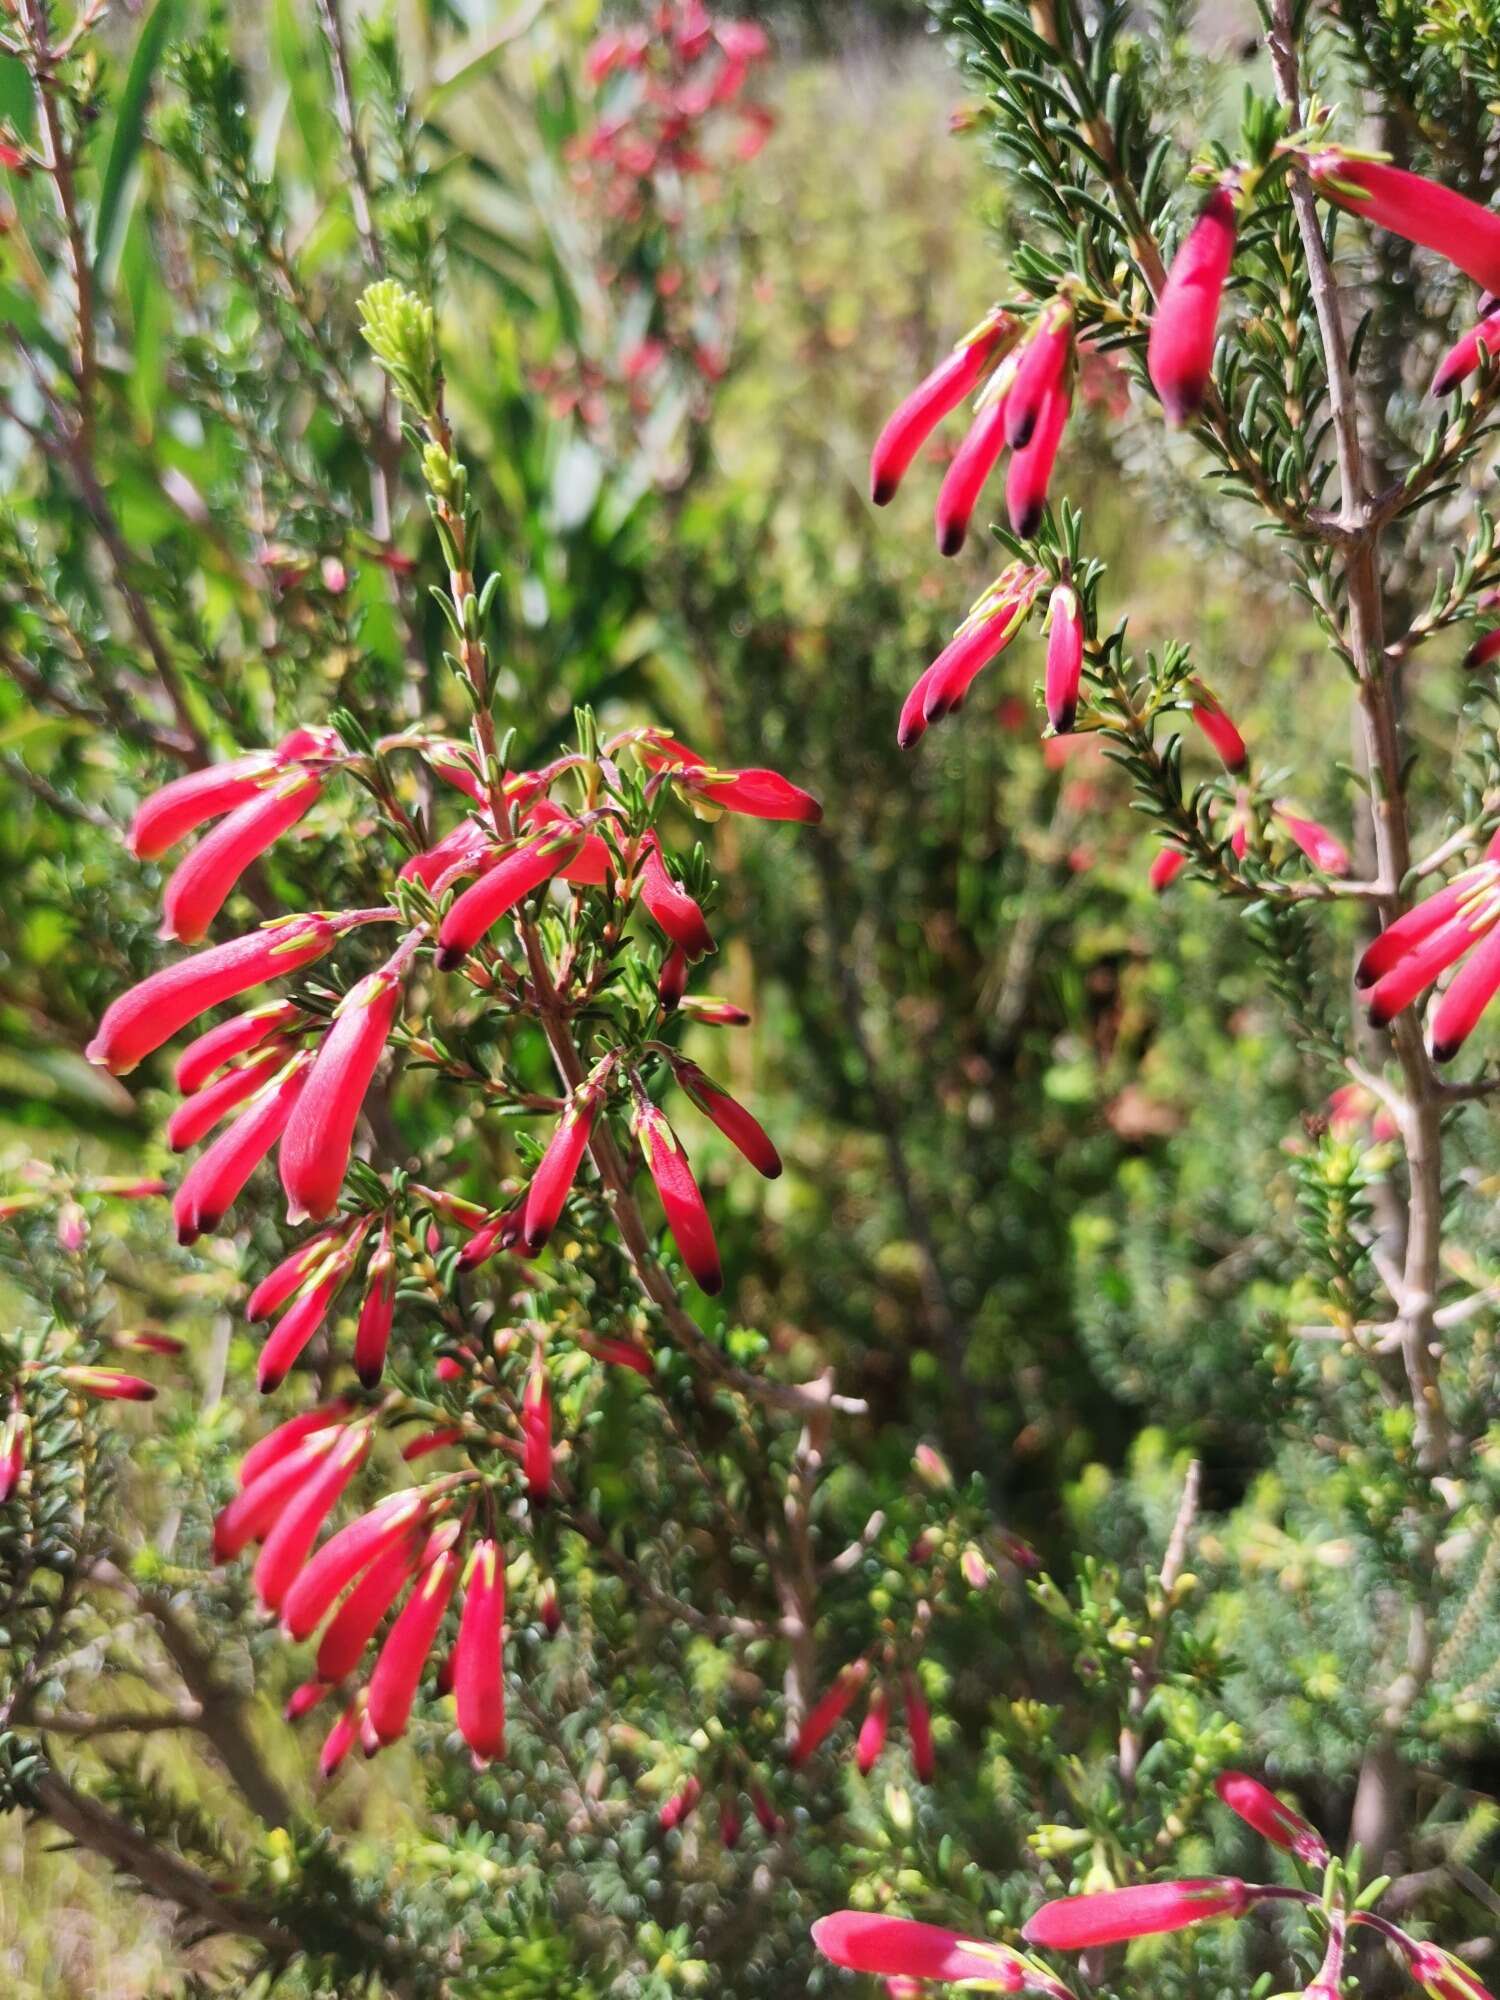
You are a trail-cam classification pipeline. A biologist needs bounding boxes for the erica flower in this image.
[279,1490,426,1640]
[669,1055,781,1176]
[904,1671,935,1781]
[87,915,340,1074]
[1006,300,1073,449]
[126,727,333,860]
[454,1538,506,1765]
[631,1097,722,1294]
[0,1406,28,1502]
[1214,1771,1330,1866]
[251,1427,372,1613]
[57,1366,156,1401]
[1357,852,1500,1052]
[366,1547,460,1745]
[1275,806,1349,876]
[901,565,1044,746]
[353,1218,397,1387]
[871,308,1019,505]
[175,999,303,1096]
[1007,384,1070,539]
[636,834,715,959]
[1148,187,1238,423]
[812,1914,1042,1991]
[659,944,689,1011]
[1432,301,1500,398]
[1044,583,1084,734]
[659,1775,703,1832]
[1189,685,1248,771]
[634,733,823,822]
[856,1682,890,1775]
[935,375,1013,555]
[160,770,322,944]
[166,1044,290,1152]
[524,1079,605,1249]
[790,1658,868,1765]
[256,1219,372,1392]
[1467,628,1500,669]
[435,828,585,970]
[1150,845,1190,892]
[173,1053,312,1245]
[1303,149,1500,295]
[1022,1878,1252,1949]
[523,1351,553,1500]
[280,942,411,1223]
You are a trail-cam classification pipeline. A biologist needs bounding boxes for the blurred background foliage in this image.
[3,1,1500,1996]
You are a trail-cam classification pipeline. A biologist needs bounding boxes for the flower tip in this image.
[434,944,464,973]
[1048,704,1077,737]
[1010,500,1044,539]
[871,474,897,506]
[938,518,968,558]
[1431,1036,1460,1064]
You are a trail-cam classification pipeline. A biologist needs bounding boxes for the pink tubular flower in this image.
[166,1045,288,1151]
[128,752,278,860]
[1303,150,1500,296]
[216,1431,341,1560]
[366,1546,460,1744]
[1275,807,1350,876]
[935,388,1012,557]
[637,834,715,959]
[903,1670,935,1781]
[236,1402,350,1494]
[659,943,689,1011]
[353,1219,397,1387]
[279,1491,426,1641]
[87,916,339,1074]
[913,566,1043,733]
[1007,384,1070,539]
[57,1366,155,1401]
[1022,1878,1251,1950]
[1150,845,1190,892]
[1006,301,1073,449]
[402,1428,463,1462]
[790,1658,869,1766]
[435,829,584,971]
[856,1683,890,1775]
[284,1679,331,1721]
[680,993,751,1026]
[1214,1772,1330,1866]
[280,953,407,1224]
[1468,628,1500,669]
[524,1084,603,1249]
[457,1206,525,1271]
[173,1054,312,1245]
[720,1795,743,1849]
[252,1427,371,1613]
[523,1351,553,1501]
[1354,866,1496,989]
[1430,919,1500,1059]
[1432,302,1500,397]
[399,817,492,893]
[455,1538,506,1765]
[161,771,322,943]
[257,1255,357,1394]
[1189,687,1248,771]
[812,1914,1030,1989]
[175,999,302,1096]
[246,1226,346,1322]
[1149,187,1238,423]
[659,1775,703,1832]
[634,735,824,823]
[1391,1939,1497,2000]
[670,1055,781,1176]
[319,1699,363,1779]
[631,1098,722,1294]
[1360,875,1500,1032]
[870,309,1018,505]
[316,1532,424,1682]
[1044,583,1084,734]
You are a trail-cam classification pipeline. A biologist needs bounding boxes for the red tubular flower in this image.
[399,818,492,893]
[1150,846,1190,892]
[216,1430,341,1559]
[812,1914,1029,1988]
[1022,1879,1251,1950]
[1044,583,1084,734]
[1365,910,1491,1029]
[401,1428,463,1463]
[1385,1938,1497,2000]
[680,994,751,1026]
[523,1086,603,1249]
[750,1782,780,1836]
[898,665,941,749]
[236,1402,349,1493]
[659,1774,703,1832]
[635,734,823,823]
[1355,874,1484,988]
[1149,187,1238,423]
[173,1053,311,1245]
[1007,384,1071,539]
[366,1547,460,1744]
[1213,1772,1330,1866]
[1304,150,1500,295]
[457,1205,525,1271]
[720,1796,743,1849]
[316,1531,425,1682]
[128,752,278,860]
[1432,304,1500,397]
[658,944,689,1011]
[284,1679,331,1721]
[176,999,302,1096]
[870,309,1017,504]
[280,960,405,1224]
[1276,807,1350,877]
[903,1671,935,1781]
[670,1055,781,1177]
[577,1331,653,1375]
[166,1045,288,1151]
[631,1099,722,1294]
[353,1219,397,1386]
[279,1492,427,1641]
[637,834,715,959]
[790,1658,869,1766]
[111,1329,183,1358]
[57,1366,155,1401]
[435,830,583,970]
[1468,628,1500,669]
[88,916,338,1074]
[161,772,322,944]
[1190,688,1248,772]
[526,797,613,880]
[257,1254,358,1393]
[1006,301,1073,449]
[935,388,1012,557]
[319,1699,363,1779]
[0,1411,27,1501]
[246,1226,346,1321]
[455,1538,506,1765]
[523,1351,553,1501]
[856,1683,890,1775]
[252,1427,371,1613]
[1430,918,1500,1059]
[921,567,1043,724]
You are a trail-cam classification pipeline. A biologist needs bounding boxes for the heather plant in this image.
[5,3,1500,2000]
